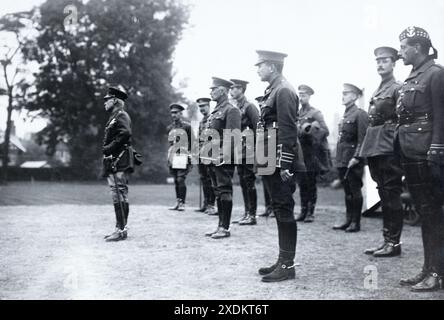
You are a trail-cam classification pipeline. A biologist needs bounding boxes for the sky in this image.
[1,0,444,139]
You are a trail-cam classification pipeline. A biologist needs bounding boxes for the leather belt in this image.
[398,113,431,125]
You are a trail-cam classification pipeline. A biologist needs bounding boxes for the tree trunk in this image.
[1,91,13,184]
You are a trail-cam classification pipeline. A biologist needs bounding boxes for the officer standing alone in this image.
[102,86,133,242]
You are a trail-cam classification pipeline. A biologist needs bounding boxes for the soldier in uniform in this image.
[396,26,444,291]
[229,79,260,226]
[255,50,301,282]
[255,95,274,218]
[204,77,241,239]
[360,47,404,257]
[102,86,133,242]
[295,85,330,223]
[167,103,193,211]
[332,83,369,233]
[195,97,216,215]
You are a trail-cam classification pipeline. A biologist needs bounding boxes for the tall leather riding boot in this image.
[333,196,352,230]
[248,187,257,216]
[220,199,233,230]
[113,203,125,230]
[207,186,215,207]
[295,203,307,222]
[262,221,297,282]
[304,202,315,223]
[388,209,404,244]
[241,183,250,216]
[124,202,129,225]
[174,183,179,200]
[346,196,362,232]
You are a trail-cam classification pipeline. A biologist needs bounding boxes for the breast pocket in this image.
[209,112,226,130]
[401,83,426,108]
[340,120,357,142]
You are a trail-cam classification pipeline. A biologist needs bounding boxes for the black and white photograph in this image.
[1,0,444,305]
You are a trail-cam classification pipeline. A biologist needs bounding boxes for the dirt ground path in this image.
[1,202,444,300]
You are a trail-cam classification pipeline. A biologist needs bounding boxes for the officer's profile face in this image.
[342,91,357,106]
[104,98,115,112]
[298,92,311,105]
[257,62,273,81]
[376,57,395,76]
[210,87,224,101]
[199,104,210,116]
[399,39,417,65]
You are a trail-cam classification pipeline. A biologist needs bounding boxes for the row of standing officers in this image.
[101,26,444,290]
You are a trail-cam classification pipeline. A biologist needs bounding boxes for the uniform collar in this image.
[300,104,313,115]
[266,74,284,92]
[374,75,396,97]
[236,95,247,109]
[406,58,435,80]
[214,95,229,111]
[344,103,358,115]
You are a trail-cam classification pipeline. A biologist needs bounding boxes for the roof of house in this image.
[20,161,51,168]
[0,133,27,152]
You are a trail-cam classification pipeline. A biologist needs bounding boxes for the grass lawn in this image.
[1,182,443,300]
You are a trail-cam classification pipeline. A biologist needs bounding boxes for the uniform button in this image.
[440,151,444,155]
[410,88,415,91]
[418,128,422,131]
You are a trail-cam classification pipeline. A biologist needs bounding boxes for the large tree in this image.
[0,11,33,183]
[22,0,189,180]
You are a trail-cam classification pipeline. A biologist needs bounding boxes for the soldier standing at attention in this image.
[167,103,193,212]
[255,50,300,282]
[295,85,330,223]
[102,86,133,242]
[229,79,260,226]
[204,77,241,239]
[332,84,368,233]
[396,26,444,292]
[360,47,404,257]
[195,97,216,215]
[255,95,274,218]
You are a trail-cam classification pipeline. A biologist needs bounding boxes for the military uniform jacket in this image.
[237,96,259,160]
[259,75,304,171]
[297,105,330,172]
[396,59,444,162]
[198,114,210,147]
[335,104,368,168]
[237,96,259,132]
[167,119,193,166]
[207,96,241,160]
[102,108,133,173]
[359,76,401,158]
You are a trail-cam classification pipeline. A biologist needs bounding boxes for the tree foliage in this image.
[22,0,189,180]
